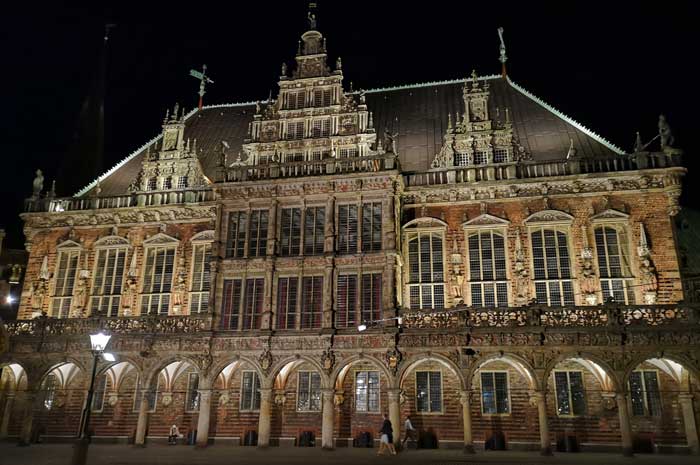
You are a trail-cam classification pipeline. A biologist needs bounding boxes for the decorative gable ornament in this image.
[524,209,574,225]
[94,235,130,247]
[462,213,510,229]
[590,209,630,223]
[142,233,179,246]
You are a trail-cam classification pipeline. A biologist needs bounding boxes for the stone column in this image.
[267,200,278,257]
[321,389,335,449]
[615,392,634,456]
[531,390,552,455]
[195,388,212,448]
[0,394,15,439]
[679,392,700,455]
[322,257,334,330]
[18,391,36,446]
[324,196,335,254]
[257,388,272,448]
[134,390,150,447]
[261,262,274,330]
[459,390,475,453]
[387,389,401,448]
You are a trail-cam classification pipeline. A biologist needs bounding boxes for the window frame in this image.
[354,370,381,413]
[361,202,383,253]
[276,275,299,330]
[296,371,322,412]
[279,207,302,257]
[51,244,82,318]
[415,370,443,414]
[303,206,326,256]
[404,227,446,310]
[337,203,359,255]
[91,372,108,413]
[593,223,634,304]
[629,369,662,417]
[90,242,128,318]
[185,372,200,413]
[480,370,510,416]
[189,241,212,314]
[300,275,323,329]
[464,227,509,307]
[240,370,261,412]
[553,370,586,417]
[140,242,177,316]
[528,225,575,306]
[220,277,265,331]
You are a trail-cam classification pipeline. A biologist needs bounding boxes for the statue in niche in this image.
[29,280,47,311]
[32,169,44,198]
[639,256,658,303]
[383,130,398,154]
[172,256,187,313]
[658,114,674,149]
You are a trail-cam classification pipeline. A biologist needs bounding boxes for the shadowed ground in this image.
[1,444,698,465]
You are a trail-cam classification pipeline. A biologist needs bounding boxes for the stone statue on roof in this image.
[383,130,398,154]
[658,114,674,149]
[32,169,44,198]
[307,11,317,30]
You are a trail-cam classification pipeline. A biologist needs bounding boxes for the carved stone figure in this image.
[29,280,47,311]
[32,169,44,198]
[658,114,674,149]
[172,256,187,313]
[307,12,317,30]
[383,130,398,154]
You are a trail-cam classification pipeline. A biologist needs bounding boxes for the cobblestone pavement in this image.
[0,444,697,465]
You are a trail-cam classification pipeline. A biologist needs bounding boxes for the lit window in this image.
[186,373,200,412]
[355,371,380,412]
[554,371,586,416]
[629,370,661,416]
[481,371,509,414]
[336,274,358,328]
[530,228,574,306]
[407,232,445,310]
[337,204,358,254]
[241,371,261,411]
[91,247,127,317]
[304,207,325,255]
[416,371,442,413]
[301,276,323,329]
[189,243,211,314]
[297,372,321,412]
[276,277,298,330]
[595,226,634,304]
[91,374,107,412]
[468,231,508,307]
[140,246,176,315]
[51,248,81,318]
[42,373,58,410]
[280,208,302,256]
[361,202,382,252]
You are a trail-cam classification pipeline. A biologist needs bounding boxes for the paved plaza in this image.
[0,444,698,465]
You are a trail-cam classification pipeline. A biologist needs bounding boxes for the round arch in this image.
[331,354,396,390]
[270,355,331,390]
[543,352,620,392]
[0,362,27,391]
[210,355,266,389]
[398,353,466,391]
[468,352,538,390]
[36,358,86,388]
[624,353,700,388]
[142,355,201,389]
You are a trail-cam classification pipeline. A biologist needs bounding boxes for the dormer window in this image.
[286,121,305,140]
[494,148,509,163]
[473,151,488,165]
[177,176,188,189]
[163,177,172,190]
[313,88,332,107]
[147,177,157,191]
[312,119,331,138]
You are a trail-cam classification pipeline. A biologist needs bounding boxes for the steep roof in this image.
[79,75,624,197]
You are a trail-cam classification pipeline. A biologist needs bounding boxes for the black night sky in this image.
[1,1,697,248]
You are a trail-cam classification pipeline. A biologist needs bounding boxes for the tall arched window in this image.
[91,236,129,317]
[530,227,574,305]
[467,231,508,307]
[407,231,445,309]
[595,226,634,304]
[51,241,82,318]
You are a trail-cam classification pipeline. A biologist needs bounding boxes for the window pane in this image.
[554,372,571,415]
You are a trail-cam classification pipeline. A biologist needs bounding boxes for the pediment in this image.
[462,213,510,229]
[590,209,630,223]
[191,230,215,242]
[402,217,448,229]
[524,209,574,224]
[56,240,81,249]
[94,235,130,247]
[143,233,179,246]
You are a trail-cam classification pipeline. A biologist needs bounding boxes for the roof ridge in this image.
[506,76,625,155]
[361,74,501,94]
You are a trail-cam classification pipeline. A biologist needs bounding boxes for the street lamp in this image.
[72,331,112,465]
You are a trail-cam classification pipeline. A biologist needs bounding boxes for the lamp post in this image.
[72,332,112,465]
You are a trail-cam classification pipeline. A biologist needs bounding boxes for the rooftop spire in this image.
[497,27,507,78]
[189,64,214,111]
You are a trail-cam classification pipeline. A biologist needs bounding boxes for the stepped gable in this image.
[82,77,622,197]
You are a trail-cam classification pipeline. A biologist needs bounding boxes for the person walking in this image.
[377,413,397,456]
[401,415,418,449]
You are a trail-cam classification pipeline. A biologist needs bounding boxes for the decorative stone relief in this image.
[637,224,658,304]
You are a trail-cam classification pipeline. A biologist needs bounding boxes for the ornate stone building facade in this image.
[1,21,698,457]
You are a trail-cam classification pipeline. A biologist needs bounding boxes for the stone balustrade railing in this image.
[24,188,215,213]
[399,304,697,330]
[3,305,695,338]
[403,151,683,187]
[3,315,212,337]
[225,154,397,182]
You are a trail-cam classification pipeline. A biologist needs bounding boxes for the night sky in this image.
[1,1,696,248]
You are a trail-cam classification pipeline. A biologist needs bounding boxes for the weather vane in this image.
[189,64,214,110]
[497,27,507,77]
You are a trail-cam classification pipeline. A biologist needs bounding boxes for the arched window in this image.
[189,242,212,314]
[594,226,634,304]
[467,230,508,307]
[92,237,129,317]
[407,231,445,309]
[530,227,574,305]
[51,242,82,318]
